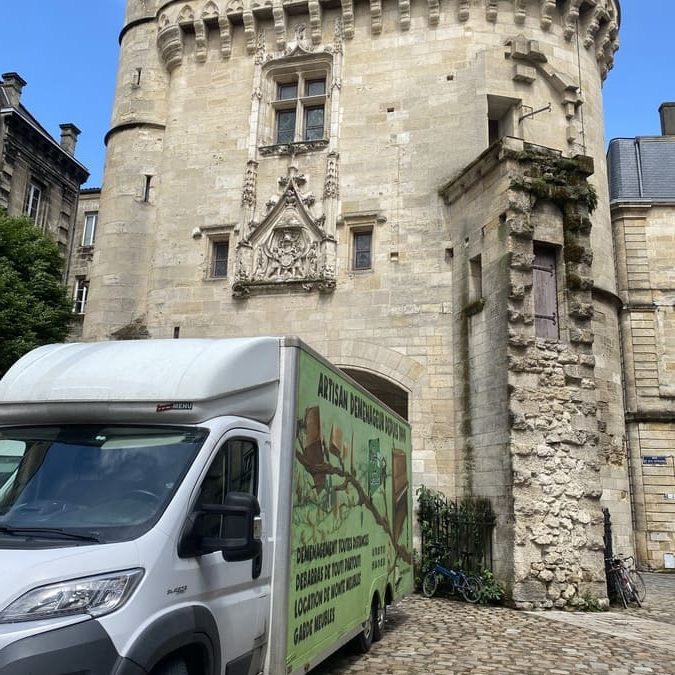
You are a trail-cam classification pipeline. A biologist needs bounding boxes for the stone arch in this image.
[341,368,409,419]
[313,339,426,417]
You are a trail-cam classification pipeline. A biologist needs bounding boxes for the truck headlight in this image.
[0,569,144,623]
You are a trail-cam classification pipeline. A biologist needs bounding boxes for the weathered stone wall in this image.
[506,147,608,608]
[440,140,613,605]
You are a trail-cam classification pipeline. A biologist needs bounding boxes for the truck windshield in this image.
[0,425,207,545]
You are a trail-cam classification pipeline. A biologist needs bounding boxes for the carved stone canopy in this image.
[233,175,336,297]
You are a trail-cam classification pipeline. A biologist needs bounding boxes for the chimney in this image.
[659,102,675,136]
[59,123,81,155]
[1,72,27,108]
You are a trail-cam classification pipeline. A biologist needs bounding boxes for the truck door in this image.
[184,430,271,674]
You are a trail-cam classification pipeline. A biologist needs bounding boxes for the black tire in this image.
[459,576,481,603]
[614,569,628,608]
[629,570,646,603]
[153,657,189,675]
[372,599,386,642]
[625,575,642,607]
[351,601,375,653]
[422,571,439,598]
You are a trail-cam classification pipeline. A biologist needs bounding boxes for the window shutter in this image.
[533,245,558,339]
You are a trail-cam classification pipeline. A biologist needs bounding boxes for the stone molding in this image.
[232,172,336,297]
[154,0,620,76]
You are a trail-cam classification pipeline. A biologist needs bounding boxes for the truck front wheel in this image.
[153,657,189,675]
[372,600,386,642]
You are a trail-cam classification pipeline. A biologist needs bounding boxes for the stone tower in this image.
[87,0,628,605]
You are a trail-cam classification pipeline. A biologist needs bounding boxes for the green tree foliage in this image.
[0,211,72,376]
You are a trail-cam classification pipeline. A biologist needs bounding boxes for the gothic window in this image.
[533,244,559,339]
[72,278,89,315]
[273,75,327,144]
[82,212,98,246]
[352,230,373,271]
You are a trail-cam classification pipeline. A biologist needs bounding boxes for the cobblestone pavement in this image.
[312,573,675,674]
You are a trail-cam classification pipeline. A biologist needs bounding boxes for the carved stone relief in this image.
[233,174,336,297]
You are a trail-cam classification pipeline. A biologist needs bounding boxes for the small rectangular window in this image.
[24,183,42,221]
[143,175,152,203]
[353,231,373,271]
[469,254,483,301]
[278,82,298,100]
[303,106,325,141]
[276,109,296,144]
[82,212,98,246]
[72,278,89,314]
[211,240,229,278]
[305,78,326,97]
[533,244,558,339]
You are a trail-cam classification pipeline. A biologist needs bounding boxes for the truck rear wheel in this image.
[350,600,376,653]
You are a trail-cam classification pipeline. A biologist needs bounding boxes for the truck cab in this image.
[0,339,276,675]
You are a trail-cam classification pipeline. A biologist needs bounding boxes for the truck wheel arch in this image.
[119,606,221,675]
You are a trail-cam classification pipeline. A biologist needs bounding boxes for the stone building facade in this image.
[83,0,635,603]
[0,73,89,254]
[608,104,675,572]
[67,188,101,339]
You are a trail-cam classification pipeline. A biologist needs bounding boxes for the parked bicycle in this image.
[606,555,646,608]
[422,560,482,603]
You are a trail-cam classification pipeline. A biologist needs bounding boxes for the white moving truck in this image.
[0,337,412,675]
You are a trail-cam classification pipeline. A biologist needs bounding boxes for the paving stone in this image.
[312,574,675,674]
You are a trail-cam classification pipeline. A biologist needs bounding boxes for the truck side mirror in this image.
[179,491,262,563]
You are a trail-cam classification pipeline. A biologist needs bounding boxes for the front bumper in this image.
[0,618,144,675]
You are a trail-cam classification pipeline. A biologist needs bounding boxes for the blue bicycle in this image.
[422,561,482,603]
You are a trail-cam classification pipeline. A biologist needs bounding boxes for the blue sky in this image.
[0,1,671,188]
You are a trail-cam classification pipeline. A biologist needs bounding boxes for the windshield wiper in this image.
[0,525,102,543]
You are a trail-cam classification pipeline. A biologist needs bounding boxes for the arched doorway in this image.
[340,368,409,420]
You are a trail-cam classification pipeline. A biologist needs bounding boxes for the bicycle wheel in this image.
[628,570,646,603]
[422,571,439,598]
[458,575,481,603]
[626,575,641,607]
[616,567,640,607]
[611,568,628,608]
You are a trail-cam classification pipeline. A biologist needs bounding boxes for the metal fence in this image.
[417,487,495,573]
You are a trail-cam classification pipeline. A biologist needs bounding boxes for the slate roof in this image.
[608,136,675,202]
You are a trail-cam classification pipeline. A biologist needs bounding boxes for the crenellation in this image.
[243,6,257,54]
[563,0,583,40]
[194,20,208,62]
[398,0,410,31]
[150,1,621,76]
[514,0,527,25]
[308,0,322,44]
[341,0,355,38]
[218,15,233,57]
[486,0,498,23]
[369,0,383,35]
[272,0,287,50]
[540,0,556,31]
[427,0,439,26]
